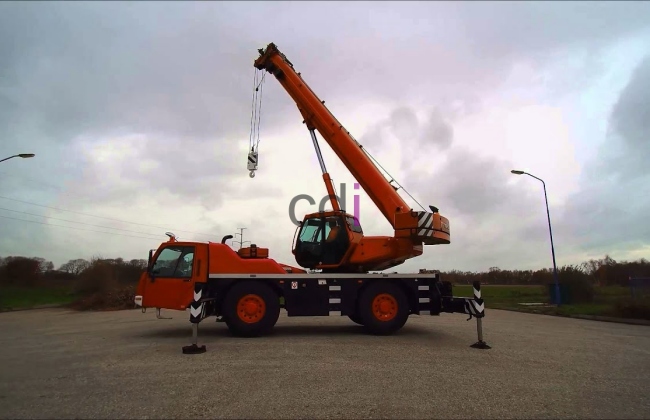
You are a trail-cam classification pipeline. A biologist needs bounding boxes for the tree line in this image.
[423,255,650,287]
[1,254,648,290]
[0,255,148,294]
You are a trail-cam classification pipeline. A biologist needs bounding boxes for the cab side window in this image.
[174,252,194,277]
[151,246,195,278]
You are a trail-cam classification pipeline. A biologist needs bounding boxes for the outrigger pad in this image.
[182,344,207,354]
[470,340,491,350]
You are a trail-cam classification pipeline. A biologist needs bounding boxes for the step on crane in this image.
[133,42,491,354]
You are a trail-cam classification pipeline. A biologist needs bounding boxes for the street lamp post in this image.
[0,153,35,164]
[511,169,561,306]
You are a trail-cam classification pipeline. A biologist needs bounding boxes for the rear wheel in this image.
[222,280,280,337]
[357,281,409,335]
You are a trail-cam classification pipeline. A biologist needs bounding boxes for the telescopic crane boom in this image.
[252,43,450,273]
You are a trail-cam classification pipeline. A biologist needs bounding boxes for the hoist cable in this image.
[248,69,260,151]
[255,72,265,149]
[359,143,427,212]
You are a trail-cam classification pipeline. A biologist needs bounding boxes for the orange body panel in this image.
[138,241,209,311]
[208,243,304,274]
[346,236,424,271]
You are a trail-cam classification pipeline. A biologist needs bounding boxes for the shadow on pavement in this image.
[126,319,446,341]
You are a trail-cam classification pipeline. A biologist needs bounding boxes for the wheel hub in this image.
[372,293,398,321]
[237,294,266,323]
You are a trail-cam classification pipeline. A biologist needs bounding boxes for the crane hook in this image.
[247,149,258,179]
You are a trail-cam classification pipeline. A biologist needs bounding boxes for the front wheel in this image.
[222,280,280,337]
[357,281,409,335]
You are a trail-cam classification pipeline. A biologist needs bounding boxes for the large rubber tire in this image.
[222,280,280,337]
[357,281,409,335]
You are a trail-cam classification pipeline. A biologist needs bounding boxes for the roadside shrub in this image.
[612,298,650,320]
[73,257,145,295]
[42,270,77,288]
[559,264,595,304]
[69,284,137,311]
[0,257,42,287]
[74,258,120,295]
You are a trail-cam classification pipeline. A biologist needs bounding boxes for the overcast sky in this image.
[1,1,649,273]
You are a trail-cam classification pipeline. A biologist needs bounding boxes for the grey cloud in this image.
[2,1,650,267]
[607,55,650,176]
[356,119,389,149]
[387,106,454,150]
[389,107,419,143]
[0,3,264,141]
[452,1,650,60]
[406,146,539,220]
[61,135,283,210]
[353,105,455,174]
[4,1,649,151]
[558,54,650,254]
[419,109,454,151]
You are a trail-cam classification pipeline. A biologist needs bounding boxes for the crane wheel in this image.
[222,280,280,337]
[357,281,409,335]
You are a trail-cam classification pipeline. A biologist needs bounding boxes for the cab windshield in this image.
[151,246,195,278]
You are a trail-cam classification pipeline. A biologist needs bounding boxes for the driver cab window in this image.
[151,246,195,278]
[299,219,321,242]
[325,217,341,241]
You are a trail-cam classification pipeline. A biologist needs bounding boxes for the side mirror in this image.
[147,249,154,271]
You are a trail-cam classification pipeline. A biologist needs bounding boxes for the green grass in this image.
[452,284,649,320]
[453,284,547,304]
[0,286,80,311]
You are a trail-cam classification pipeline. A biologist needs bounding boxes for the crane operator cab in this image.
[292,212,360,270]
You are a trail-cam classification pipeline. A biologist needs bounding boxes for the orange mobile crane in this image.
[134,42,490,354]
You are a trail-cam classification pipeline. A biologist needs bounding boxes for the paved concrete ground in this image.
[0,308,649,419]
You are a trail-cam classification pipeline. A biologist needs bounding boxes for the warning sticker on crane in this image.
[291,281,298,289]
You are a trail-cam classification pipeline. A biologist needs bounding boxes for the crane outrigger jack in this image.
[133,42,490,353]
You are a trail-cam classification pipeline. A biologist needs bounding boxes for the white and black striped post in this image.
[182,282,207,354]
[469,281,491,349]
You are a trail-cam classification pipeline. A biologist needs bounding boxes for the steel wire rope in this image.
[0,195,218,237]
[0,206,164,239]
[0,214,164,241]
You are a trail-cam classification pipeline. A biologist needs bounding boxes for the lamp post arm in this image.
[524,172,544,184]
[0,155,18,163]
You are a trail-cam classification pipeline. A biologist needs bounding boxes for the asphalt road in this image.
[0,307,649,419]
